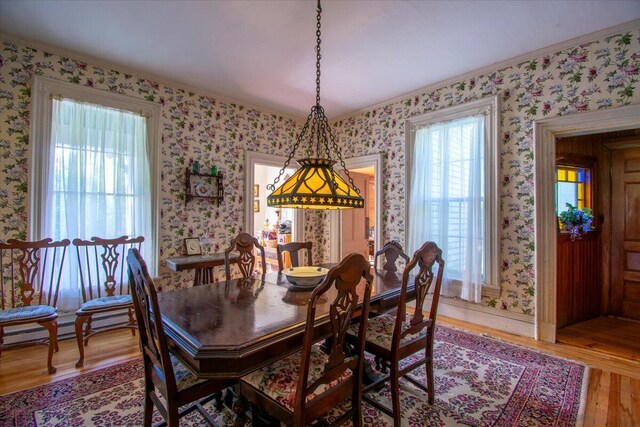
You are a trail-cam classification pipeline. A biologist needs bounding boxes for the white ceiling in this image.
[1,1,638,118]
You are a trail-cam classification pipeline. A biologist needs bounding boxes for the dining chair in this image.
[373,240,409,272]
[239,253,373,427]
[0,238,70,374]
[73,235,144,368]
[348,241,444,427]
[224,232,266,281]
[127,248,233,427]
[276,241,313,271]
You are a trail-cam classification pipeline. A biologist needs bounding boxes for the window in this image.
[406,96,499,302]
[30,77,160,310]
[556,166,591,215]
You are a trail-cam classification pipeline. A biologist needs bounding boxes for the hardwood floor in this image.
[557,316,640,362]
[0,329,140,396]
[1,317,638,425]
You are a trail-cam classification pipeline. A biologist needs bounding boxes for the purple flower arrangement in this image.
[559,203,593,241]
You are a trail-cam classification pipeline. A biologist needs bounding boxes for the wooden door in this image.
[341,172,369,259]
[610,147,640,320]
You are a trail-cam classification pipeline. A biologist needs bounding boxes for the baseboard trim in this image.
[431,296,535,338]
[3,311,130,345]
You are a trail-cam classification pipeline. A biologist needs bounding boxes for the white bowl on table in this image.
[283,266,329,289]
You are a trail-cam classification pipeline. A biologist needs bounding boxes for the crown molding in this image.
[0,31,305,123]
[3,17,638,124]
[331,18,640,123]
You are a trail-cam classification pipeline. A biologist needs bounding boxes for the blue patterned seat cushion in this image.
[78,295,132,312]
[241,345,352,412]
[347,313,427,351]
[170,353,206,392]
[0,305,57,324]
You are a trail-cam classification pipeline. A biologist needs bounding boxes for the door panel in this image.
[340,172,369,259]
[611,147,640,320]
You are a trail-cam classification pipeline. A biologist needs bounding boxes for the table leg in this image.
[193,269,202,287]
[203,267,213,284]
[232,394,249,427]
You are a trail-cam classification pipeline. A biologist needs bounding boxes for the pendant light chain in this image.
[315,0,322,107]
[266,0,364,206]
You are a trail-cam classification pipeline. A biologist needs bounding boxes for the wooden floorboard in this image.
[557,316,640,362]
[1,316,639,426]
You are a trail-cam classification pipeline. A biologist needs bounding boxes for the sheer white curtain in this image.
[43,99,153,310]
[407,115,485,303]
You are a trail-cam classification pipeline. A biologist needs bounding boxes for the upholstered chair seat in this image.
[348,312,428,351]
[77,294,132,313]
[169,353,206,392]
[241,345,352,411]
[0,305,57,324]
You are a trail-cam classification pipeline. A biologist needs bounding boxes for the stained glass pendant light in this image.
[267,0,364,210]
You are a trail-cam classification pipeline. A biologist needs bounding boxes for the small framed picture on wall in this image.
[184,237,201,256]
[253,199,260,212]
[254,184,260,198]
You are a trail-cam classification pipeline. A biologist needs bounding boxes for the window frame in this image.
[405,95,500,296]
[29,76,161,274]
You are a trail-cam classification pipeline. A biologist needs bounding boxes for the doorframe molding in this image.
[244,151,304,243]
[533,104,640,342]
[329,153,384,262]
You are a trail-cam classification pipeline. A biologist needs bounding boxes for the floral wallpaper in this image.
[1,26,639,317]
[331,29,640,316]
[0,37,313,290]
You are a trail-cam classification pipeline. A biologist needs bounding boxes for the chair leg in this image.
[426,357,435,405]
[167,401,180,427]
[0,326,4,357]
[390,366,401,427]
[38,320,58,374]
[352,375,363,427]
[128,307,136,336]
[143,390,154,427]
[84,316,93,345]
[75,315,87,368]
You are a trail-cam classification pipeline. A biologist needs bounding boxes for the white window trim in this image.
[405,95,500,297]
[28,75,161,274]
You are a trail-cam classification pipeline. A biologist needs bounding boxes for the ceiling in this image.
[1,1,638,119]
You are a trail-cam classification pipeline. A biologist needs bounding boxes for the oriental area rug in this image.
[0,326,588,427]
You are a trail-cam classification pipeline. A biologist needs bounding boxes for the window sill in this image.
[442,278,500,299]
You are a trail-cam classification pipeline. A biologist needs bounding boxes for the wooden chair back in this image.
[73,236,144,303]
[0,238,70,310]
[276,241,313,271]
[295,253,373,422]
[127,248,179,396]
[224,232,266,280]
[395,241,445,350]
[373,241,409,272]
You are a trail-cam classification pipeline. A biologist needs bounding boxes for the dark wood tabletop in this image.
[157,267,411,379]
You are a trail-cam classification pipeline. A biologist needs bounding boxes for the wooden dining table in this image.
[157,266,411,380]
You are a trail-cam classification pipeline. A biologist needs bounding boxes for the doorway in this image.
[340,169,374,260]
[329,153,383,263]
[555,130,640,328]
[245,151,304,272]
[534,104,640,343]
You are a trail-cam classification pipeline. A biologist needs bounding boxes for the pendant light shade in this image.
[267,0,364,210]
[267,158,365,209]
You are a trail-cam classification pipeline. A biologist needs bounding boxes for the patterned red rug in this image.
[0,326,588,426]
